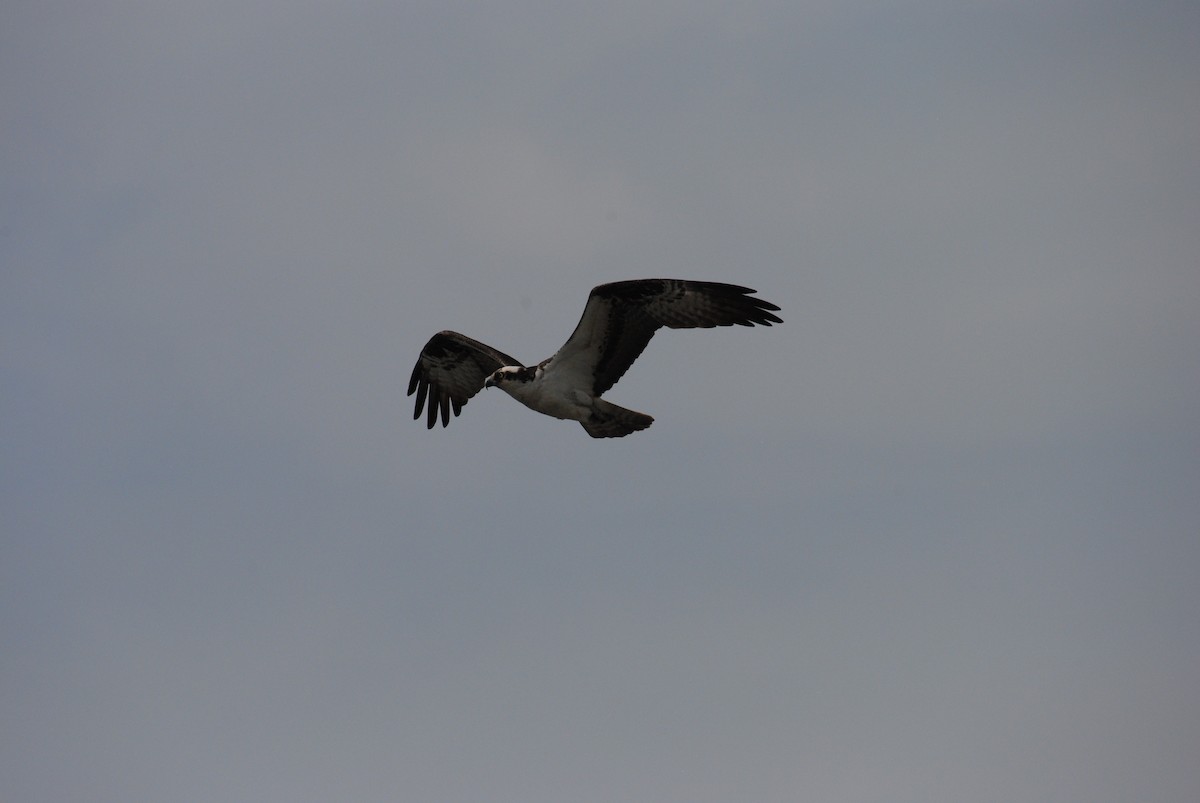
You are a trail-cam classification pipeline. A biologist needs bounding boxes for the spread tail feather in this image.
[581,399,654,438]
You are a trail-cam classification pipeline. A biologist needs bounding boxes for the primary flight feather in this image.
[407,279,782,438]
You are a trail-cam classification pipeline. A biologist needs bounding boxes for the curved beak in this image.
[483,376,495,389]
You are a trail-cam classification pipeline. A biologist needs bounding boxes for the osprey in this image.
[407,279,782,438]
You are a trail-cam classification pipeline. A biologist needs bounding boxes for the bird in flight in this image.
[407,279,782,438]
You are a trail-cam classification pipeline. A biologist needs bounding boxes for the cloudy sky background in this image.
[3,2,1198,801]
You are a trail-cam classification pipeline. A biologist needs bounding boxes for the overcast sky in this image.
[3,2,1199,801]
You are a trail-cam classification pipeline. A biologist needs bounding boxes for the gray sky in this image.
[3,2,1198,801]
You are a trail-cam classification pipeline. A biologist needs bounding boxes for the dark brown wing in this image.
[548,280,782,396]
[407,331,521,428]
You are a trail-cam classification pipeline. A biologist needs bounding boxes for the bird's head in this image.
[484,365,528,388]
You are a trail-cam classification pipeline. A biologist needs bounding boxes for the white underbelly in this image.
[504,382,591,421]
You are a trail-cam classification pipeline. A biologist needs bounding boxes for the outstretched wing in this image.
[407,331,520,428]
[548,279,783,396]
